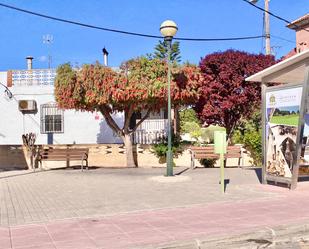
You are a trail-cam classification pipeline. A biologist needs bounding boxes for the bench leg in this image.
[190,155,195,169]
[190,151,196,170]
[240,150,244,168]
[81,160,84,172]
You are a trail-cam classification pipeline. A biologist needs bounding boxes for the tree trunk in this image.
[124,134,136,168]
[226,126,234,145]
[100,105,150,168]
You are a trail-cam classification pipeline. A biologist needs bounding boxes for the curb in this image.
[138,223,309,249]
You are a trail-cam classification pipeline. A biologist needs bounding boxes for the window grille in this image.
[40,103,64,133]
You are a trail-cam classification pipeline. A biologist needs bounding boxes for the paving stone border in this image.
[148,223,309,249]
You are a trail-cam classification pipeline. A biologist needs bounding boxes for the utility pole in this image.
[264,0,271,55]
[250,0,271,55]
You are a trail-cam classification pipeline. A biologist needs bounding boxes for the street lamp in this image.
[250,0,271,55]
[0,82,13,99]
[160,20,178,177]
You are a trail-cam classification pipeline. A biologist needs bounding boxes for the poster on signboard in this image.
[265,86,302,178]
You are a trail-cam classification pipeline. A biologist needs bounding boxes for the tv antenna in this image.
[43,34,53,68]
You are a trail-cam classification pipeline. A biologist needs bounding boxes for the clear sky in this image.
[0,0,307,70]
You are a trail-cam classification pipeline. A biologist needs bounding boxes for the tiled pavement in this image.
[0,167,309,248]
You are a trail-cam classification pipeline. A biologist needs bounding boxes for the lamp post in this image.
[0,82,13,99]
[160,20,178,177]
[250,0,271,55]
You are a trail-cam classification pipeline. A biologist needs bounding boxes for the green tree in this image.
[179,108,200,133]
[181,122,201,141]
[233,110,262,166]
[54,57,202,167]
[154,40,181,63]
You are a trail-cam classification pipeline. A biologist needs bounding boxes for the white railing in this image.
[133,130,166,144]
[136,119,168,131]
[11,69,56,86]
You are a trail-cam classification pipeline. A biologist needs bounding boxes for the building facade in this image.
[287,13,309,53]
[0,59,167,145]
[284,13,309,59]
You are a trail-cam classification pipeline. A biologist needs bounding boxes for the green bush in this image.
[233,111,262,166]
[152,136,183,164]
[179,108,200,132]
[181,122,201,139]
[242,129,262,166]
[199,158,216,168]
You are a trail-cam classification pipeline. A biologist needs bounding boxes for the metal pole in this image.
[291,65,309,190]
[264,0,271,55]
[48,55,51,69]
[166,37,173,177]
[261,82,267,184]
[220,152,225,193]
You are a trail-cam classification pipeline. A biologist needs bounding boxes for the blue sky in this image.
[0,0,307,70]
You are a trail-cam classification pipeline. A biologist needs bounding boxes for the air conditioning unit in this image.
[18,100,37,111]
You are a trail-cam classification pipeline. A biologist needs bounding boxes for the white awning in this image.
[246,49,309,83]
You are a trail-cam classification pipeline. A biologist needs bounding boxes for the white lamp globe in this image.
[160,20,178,38]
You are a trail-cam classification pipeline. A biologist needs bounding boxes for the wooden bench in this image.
[36,147,89,171]
[189,145,243,169]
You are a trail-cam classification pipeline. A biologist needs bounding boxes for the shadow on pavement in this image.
[298,176,309,182]
[254,168,262,183]
[224,179,230,192]
[175,167,190,175]
[241,167,262,184]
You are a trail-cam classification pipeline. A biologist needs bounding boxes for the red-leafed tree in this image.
[194,49,276,142]
[55,57,202,167]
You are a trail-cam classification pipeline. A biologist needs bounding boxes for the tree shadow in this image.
[51,165,101,170]
[96,114,124,144]
[0,145,28,171]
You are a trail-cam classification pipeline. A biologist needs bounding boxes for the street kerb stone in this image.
[147,223,309,249]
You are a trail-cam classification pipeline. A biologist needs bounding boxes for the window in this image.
[40,103,64,133]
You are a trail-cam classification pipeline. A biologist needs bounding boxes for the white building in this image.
[0,57,167,145]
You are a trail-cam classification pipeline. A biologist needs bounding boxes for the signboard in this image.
[265,86,302,178]
[214,131,227,154]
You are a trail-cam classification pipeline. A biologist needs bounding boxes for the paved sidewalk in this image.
[0,167,309,248]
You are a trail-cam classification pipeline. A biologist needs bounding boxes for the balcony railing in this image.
[133,130,166,144]
[133,119,168,144]
[11,69,56,86]
[136,119,168,131]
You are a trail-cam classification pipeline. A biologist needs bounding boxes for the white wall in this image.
[0,72,124,145]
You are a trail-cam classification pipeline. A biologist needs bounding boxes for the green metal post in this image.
[166,38,173,177]
[220,152,225,193]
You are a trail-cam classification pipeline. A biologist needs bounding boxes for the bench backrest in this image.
[39,148,89,161]
[190,145,241,159]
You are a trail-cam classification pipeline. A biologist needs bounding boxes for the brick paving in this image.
[0,167,308,248]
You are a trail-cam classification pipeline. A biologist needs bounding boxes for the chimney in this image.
[26,56,33,70]
[102,47,109,66]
